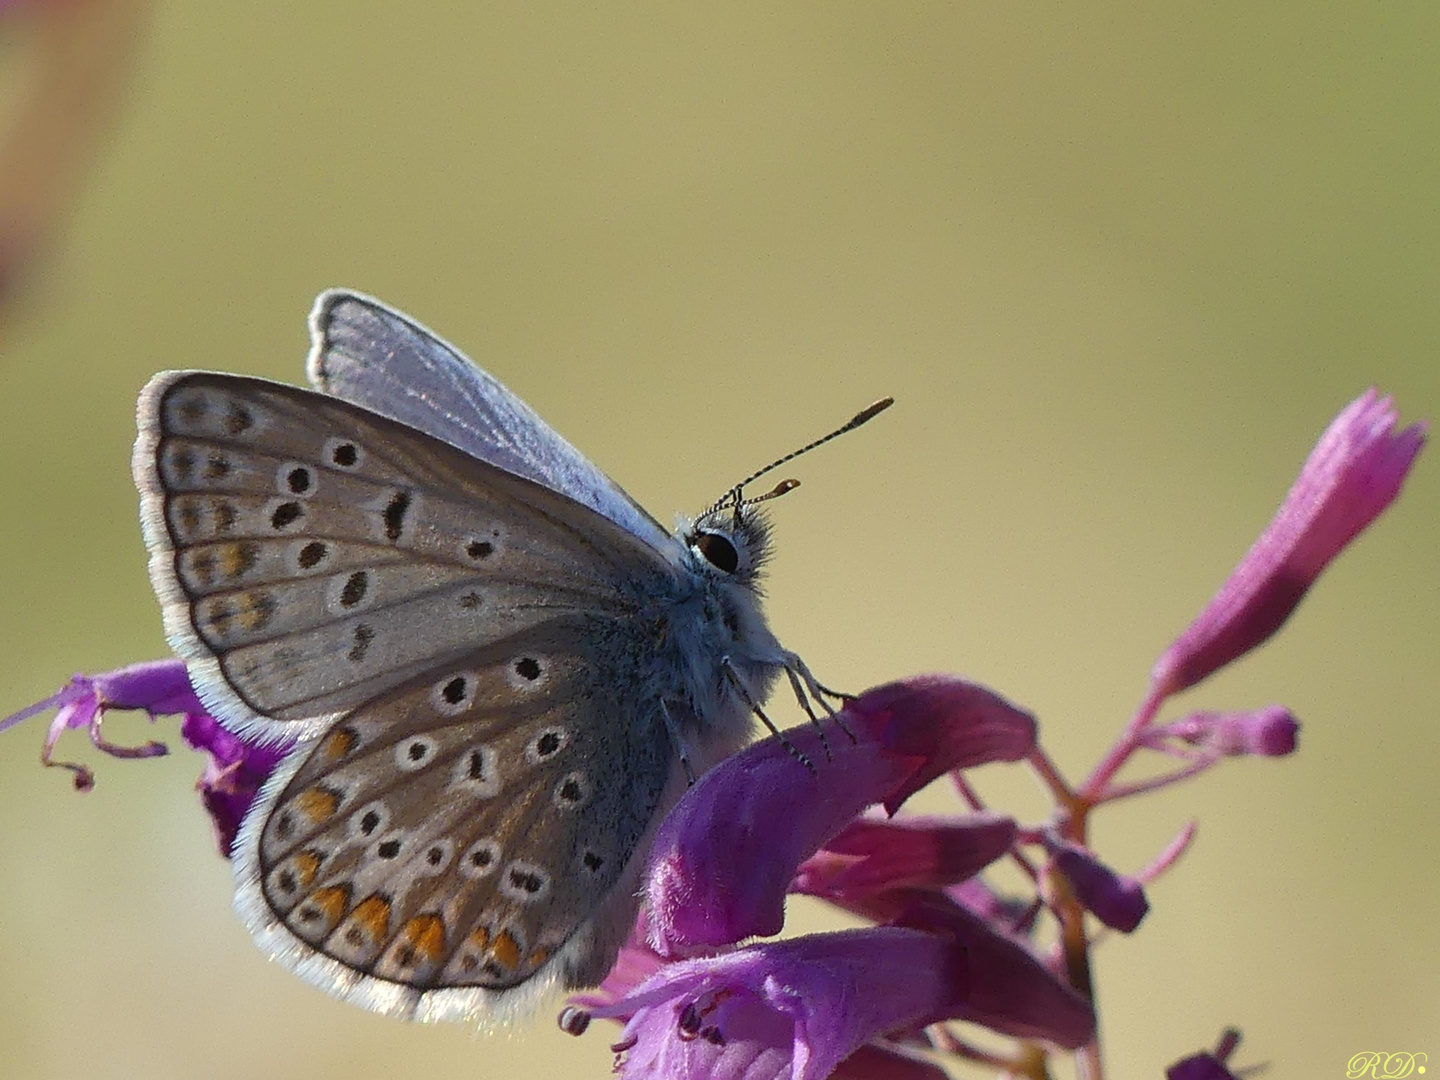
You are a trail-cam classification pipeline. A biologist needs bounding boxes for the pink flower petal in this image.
[588,928,968,1080]
[858,889,1095,1049]
[1162,706,1300,757]
[1151,390,1425,696]
[793,812,1017,902]
[1047,840,1150,933]
[645,677,1036,955]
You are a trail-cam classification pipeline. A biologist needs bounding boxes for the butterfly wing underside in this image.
[133,372,680,1019]
[243,639,671,1021]
[305,290,675,555]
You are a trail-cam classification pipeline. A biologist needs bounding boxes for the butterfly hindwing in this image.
[235,628,673,1021]
[134,371,674,742]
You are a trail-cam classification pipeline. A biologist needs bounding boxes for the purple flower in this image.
[0,659,195,789]
[842,888,1095,1047]
[594,676,1094,1070]
[1,658,288,855]
[1150,389,1425,697]
[3,384,1430,1079]
[1160,706,1300,758]
[1045,839,1150,933]
[1166,1056,1239,1080]
[579,928,970,1080]
[181,711,292,856]
[645,676,1036,955]
[826,1044,952,1080]
[792,812,1018,904]
[1167,1028,1246,1080]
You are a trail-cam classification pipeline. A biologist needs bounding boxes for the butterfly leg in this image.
[783,652,858,743]
[722,658,816,774]
[659,700,698,786]
[782,665,836,762]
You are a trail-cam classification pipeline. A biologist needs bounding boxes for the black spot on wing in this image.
[383,490,411,542]
[348,623,375,662]
[340,571,369,608]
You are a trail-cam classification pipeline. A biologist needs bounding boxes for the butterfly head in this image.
[679,395,896,589]
[683,483,789,587]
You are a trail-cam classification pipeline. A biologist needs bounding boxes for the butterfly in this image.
[131,290,889,1025]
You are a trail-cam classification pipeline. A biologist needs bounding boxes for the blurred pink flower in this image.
[0,0,147,322]
[1158,706,1300,758]
[1151,389,1425,697]
[1046,839,1149,933]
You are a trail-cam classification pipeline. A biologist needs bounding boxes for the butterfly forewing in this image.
[135,372,672,741]
[306,290,674,553]
[246,633,671,1002]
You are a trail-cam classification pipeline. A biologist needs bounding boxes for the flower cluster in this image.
[1,389,1424,1079]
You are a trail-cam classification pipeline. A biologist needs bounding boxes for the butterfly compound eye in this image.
[692,531,739,574]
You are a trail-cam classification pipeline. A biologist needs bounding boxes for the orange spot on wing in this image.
[321,726,358,761]
[527,946,551,970]
[402,914,447,964]
[350,894,392,944]
[292,849,323,889]
[304,885,351,929]
[295,786,340,823]
[490,930,521,972]
[467,926,491,952]
[237,590,276,632]
[220,542,257,579]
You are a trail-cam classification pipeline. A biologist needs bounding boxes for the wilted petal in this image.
[0,658,200,734]
[646,677,1037,955]
[74,658,205,715]
[1163,706,1299,758]
[1047,841,1150,933]
[793,812,1017,903]
[1,659,198,789]
[1151,390,1425,697]
[586,928,967,1080]
[0,658,288,851]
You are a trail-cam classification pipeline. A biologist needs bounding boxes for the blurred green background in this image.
[1,4,1435,1078]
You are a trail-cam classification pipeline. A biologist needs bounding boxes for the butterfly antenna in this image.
[700,397,893,518]
[748,478,801,504]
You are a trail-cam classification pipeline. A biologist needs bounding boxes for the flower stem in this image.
[1092,757,1217,804]
[1027,745,1081,816]
[1079,683,1167,802]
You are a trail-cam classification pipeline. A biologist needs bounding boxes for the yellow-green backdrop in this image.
[1,5,1435,1078]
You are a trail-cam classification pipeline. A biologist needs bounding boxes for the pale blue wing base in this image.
[305,290,676,557]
